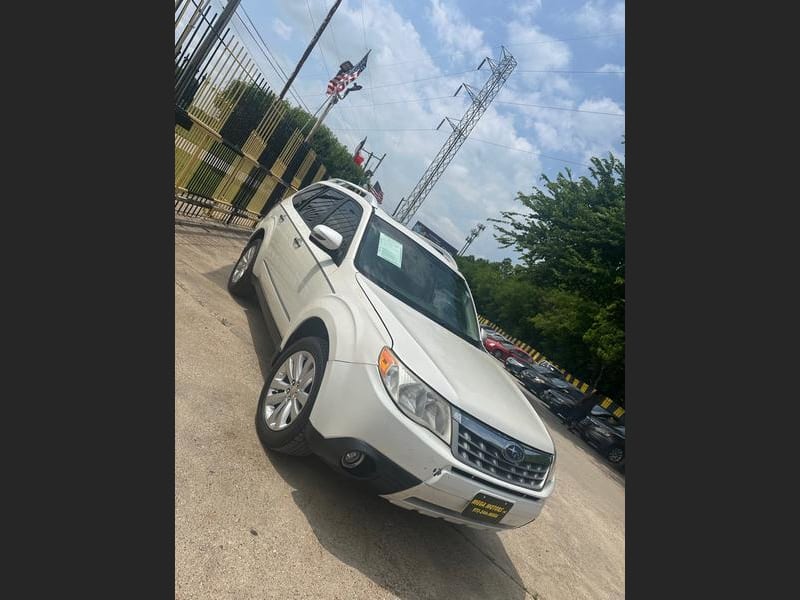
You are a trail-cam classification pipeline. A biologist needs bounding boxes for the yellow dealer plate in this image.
[461,493,513,524]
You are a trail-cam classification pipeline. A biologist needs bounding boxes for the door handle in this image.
[278,214,285,223]
[292,237,302,248]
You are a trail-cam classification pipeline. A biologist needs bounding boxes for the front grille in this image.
[451,411,553,491]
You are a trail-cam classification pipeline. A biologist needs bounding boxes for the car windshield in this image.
[355,215,481,348]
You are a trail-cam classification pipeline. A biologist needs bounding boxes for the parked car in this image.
[504,353,537,377]
[227,178,555,530]
[574,407,625,464]
[540,386,586,416]
[483,336,526,362]
[519,364,571,395]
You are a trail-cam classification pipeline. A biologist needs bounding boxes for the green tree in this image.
[214,80,366,184]
[463,153,625,400]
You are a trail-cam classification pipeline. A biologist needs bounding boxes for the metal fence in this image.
[174,0,324,226]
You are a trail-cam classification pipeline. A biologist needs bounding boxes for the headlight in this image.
[533,377,546,384]
[378,347,452,444]
[506,357,523,367]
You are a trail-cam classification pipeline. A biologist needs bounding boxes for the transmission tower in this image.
[458,223,486,256]
[392,47,517,225]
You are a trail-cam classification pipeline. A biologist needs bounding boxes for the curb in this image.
[174,214,254,237]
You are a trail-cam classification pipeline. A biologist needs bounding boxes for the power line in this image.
[360,0,379,133]
[322,0,344,63]
[235,7,312,112]
[505,32,625,48]
[335,95,457,109]
[299,67,623,98]
[305,0,333,79]
[466,137,592,167]
[298,68,480,96]
[517,69,624,74]
[327,127,437,132]
[326,127,595,168]
[494,100,624,116]
[334,94,625,117]
[369,32,625,69]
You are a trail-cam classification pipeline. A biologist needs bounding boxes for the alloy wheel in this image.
[263,350,316,431]
[231,245,256,283]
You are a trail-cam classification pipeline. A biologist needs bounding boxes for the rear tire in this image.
[228,237,262,298]
[255,336,328,456]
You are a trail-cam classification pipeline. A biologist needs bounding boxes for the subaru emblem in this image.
[502,443,524,463]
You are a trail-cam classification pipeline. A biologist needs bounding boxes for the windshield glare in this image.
[355,215,481,346]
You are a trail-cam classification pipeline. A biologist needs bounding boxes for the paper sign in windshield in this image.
[377,232,403,268]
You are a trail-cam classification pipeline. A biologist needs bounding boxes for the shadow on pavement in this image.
[262,448,528,600]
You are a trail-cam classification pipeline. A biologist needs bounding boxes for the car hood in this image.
[356,274,554,453]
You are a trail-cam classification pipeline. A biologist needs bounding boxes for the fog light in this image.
[341,450,365,469]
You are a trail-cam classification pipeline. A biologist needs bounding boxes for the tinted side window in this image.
[322,200,363,259]
[296,188,350,229]
[291,185,325,211]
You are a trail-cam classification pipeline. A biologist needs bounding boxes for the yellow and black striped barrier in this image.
[478,316,624,418]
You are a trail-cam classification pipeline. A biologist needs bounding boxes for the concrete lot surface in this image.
[175,221,624,600]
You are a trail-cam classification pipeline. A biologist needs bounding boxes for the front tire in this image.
[228,236,262,298]
[255,336,328,456]
[607,446,625,464]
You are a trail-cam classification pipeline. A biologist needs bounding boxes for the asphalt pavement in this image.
[175,220,625,600]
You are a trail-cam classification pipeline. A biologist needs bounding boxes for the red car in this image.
[483,336,535,365]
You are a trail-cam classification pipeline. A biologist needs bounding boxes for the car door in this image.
[258,186,326,332]
[278,187,363,323]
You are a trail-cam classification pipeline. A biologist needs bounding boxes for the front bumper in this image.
[308,360,553,530]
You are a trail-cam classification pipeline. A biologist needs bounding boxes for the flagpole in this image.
[304,95,338,143]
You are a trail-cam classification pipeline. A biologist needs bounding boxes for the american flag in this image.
[369,181,384,204]
[326,50,371,96]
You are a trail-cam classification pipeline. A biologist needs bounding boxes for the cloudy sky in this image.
[226,0,625,261]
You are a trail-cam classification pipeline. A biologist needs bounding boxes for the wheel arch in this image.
[279,295,391,365]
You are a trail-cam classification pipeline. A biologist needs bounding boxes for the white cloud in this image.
[240,0,623,262]
[511,0,543,20]
[272,18,292,41]
[529,96,625,164]
[598,63,625,78]
[427,0,491,61]
[574,1,625,35]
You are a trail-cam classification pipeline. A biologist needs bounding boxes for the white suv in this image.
[228,179,555,530]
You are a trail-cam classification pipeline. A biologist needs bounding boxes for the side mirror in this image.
[310,224,343,252]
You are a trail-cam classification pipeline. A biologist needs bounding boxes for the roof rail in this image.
[326,178,379,207]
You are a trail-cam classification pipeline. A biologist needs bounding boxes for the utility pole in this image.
[278,0,342,100]
[392,47,517,225]
[175,0,242,103]
[458,223,486,256]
